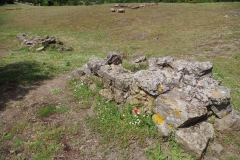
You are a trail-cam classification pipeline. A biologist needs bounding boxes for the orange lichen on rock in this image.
[222,111,227,117]
[174,108,181,116]
[158,86,163,92]
[168,125,174,129]
[152,113,164,124]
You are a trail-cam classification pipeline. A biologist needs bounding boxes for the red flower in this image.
[133,109,139,114]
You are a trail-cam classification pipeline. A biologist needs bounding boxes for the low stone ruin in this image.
[16,33,73,52]
[72,52,240,158]
[111,3,158,13]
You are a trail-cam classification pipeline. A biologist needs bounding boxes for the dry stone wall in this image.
[72,51,240,158]
[16,33,73,52]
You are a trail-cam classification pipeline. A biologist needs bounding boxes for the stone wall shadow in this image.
[0,61,53,111]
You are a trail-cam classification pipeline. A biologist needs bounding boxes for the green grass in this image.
[2,133,14,140]
[36,106,56,117]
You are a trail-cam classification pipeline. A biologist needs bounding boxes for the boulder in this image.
[175,122,214,158]
[87,58,107,75]
[133,56,146,63]
[106,51,122,65]
[132,5,139,9]
[97,65,133,91]
[155,93,207,128]
[210,86,232,118]
[133,69,182,96]
[170,60,213,77]
[114,88,125,103]
[110,8,115,12]
[148,56,174,69]
[117,9,125,13]
[214,109,240,133]
[99,89,113,101]
[210,141,224,154]
[36,46,44,51]
[71,64,92,77]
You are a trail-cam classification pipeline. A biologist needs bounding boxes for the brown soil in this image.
[0,49,11,58]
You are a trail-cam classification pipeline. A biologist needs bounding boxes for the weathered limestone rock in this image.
[214,110,240,133]
[152,114,173,136]
[171,60,213,77]
[114,88,125,103]
[106,51,123,65]
[155,93,207,128]
[210,141,224,154]
[87,58,107,75]
[210,86,232,118]
[110,8,115,12]
[148,56,174,69]
[117,9,125,13]
[71,64,92,77]
[133,69,181,96]
[97,65,133,92]
[36,46,44,51]
[132,5,139,9]
[133,56,146,63]
[99,89,113,101]
[175,122,214,158]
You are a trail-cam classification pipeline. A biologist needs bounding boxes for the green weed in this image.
[146,144,168,160]
[2,133,14,140]
[14,139,24,147]
[69,78,96,109]
[55,105,70,113]
[51,88,62,94]
[36,106,56,117]
[85,97,159,148]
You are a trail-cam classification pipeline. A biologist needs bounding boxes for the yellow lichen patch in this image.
[175,86,179,91]
[168,125,174,130]
[158,86,163,91]
[174,108,181,116]
[211,90,222,99]
[152,114,164,124]
[222,111,227,117]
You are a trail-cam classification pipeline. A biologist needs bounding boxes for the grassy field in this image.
[0,2,240,160]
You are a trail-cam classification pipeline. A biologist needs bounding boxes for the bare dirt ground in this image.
[0,71,150,159]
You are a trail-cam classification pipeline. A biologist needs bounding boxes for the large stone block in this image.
[175,122,214,158]
[155,93,207,128]
[214,110,240,133]
[133,69,181,96]
[98,65,133,91]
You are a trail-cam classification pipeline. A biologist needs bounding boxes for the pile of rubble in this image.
[16,33,73,52]
[110,3,158,13]
[72,52,240,158]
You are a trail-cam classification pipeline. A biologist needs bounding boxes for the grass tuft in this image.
[37,106,56,117]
